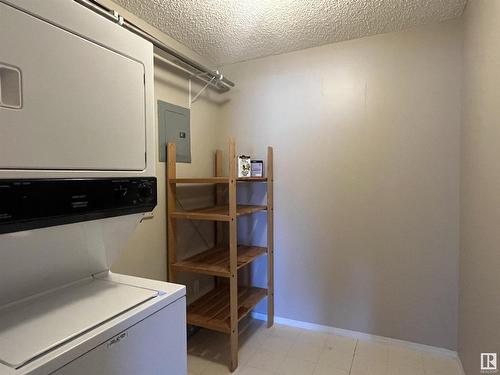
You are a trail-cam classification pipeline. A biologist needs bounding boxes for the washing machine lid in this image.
[0,277,158,369]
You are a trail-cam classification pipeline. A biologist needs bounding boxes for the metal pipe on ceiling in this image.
[73,0,234,93]
[153,53,223,101]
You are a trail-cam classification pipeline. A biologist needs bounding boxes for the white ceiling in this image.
[113,0,466,66]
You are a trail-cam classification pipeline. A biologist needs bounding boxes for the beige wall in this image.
[105,1,223,301]
[103,0,465,352]
[111,62,221,289]
[218,20,462,349]
[459,1,500,373]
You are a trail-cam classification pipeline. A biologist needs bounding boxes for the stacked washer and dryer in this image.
[0,1,186,374]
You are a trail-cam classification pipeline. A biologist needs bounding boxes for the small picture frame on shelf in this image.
[251,160,264,177]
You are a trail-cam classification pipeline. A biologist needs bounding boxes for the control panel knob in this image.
[114,185,128,200]
[138,183,152,198]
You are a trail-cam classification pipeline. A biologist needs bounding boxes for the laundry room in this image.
[0,1,498,375]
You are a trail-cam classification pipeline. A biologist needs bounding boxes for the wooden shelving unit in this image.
[167,137,274,372]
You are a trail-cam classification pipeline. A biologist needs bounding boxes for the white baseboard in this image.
[251,312,460,360]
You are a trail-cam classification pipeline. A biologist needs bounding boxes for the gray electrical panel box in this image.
[158,101,191,163]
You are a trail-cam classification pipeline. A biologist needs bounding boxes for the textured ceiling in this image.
[113,0,466,66]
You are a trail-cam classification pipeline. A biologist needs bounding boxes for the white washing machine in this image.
[0,271,186,375]
[0,1,187,374]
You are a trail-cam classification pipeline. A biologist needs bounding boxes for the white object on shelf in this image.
[238,155,251,177]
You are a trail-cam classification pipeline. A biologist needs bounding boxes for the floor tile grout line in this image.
[189,325,462,375]
[348,340,358,375]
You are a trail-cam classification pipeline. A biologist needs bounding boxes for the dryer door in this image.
[0,2,146,171]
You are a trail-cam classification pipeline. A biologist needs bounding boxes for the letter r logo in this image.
[481,353,497,371]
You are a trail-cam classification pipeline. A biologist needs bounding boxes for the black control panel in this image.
[0,177,157,234]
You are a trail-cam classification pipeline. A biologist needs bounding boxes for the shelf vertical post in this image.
[267,146,274,328]
[228,138,239,371]
[167,143,177,282]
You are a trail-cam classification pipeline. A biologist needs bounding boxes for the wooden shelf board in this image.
[237,177,268,182]
[170,205,267,221]
[235,205,267,216]
[169,177,229,184]
[169,177,267,183]
[172,245,267,277]
[187,286,267,333]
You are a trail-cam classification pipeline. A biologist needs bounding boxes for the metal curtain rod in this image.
[73,0,235,93]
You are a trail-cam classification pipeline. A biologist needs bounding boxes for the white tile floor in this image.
[187,319,463,375]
